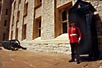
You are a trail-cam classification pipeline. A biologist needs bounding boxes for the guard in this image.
[68,22,82,64]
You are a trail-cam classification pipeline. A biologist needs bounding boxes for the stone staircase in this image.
[21,34,71,54]
[21,41,71,55]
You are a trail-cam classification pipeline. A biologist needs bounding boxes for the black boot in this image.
[77,60,80,64]
[76,59,81,64]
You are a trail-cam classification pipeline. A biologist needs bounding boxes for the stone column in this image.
[18,0,25,41]
[18,0,34,41]
[26,0,34,40]
[42,0,56,40]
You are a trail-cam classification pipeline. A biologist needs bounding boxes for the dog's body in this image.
[1,40,27,50]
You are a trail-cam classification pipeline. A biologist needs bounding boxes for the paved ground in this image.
[0,50,102,68]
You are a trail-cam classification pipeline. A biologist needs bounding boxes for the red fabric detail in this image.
[68,26,82,43]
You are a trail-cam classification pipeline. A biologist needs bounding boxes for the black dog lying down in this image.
[1,39,27,51]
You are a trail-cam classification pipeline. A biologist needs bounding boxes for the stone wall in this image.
[9,0,34,41]
[0,0,12,41]
[41,0,55,40]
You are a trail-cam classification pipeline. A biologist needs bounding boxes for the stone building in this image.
[0,0,13,42]
[9,0,102,55]
[9,0,73,54]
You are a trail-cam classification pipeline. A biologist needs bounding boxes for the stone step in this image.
[21,42,71,55]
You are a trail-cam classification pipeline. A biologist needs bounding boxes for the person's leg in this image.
[75,43,81,64]
[69,43,75,62]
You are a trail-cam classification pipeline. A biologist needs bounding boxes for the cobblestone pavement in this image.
[0,50,102,68]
